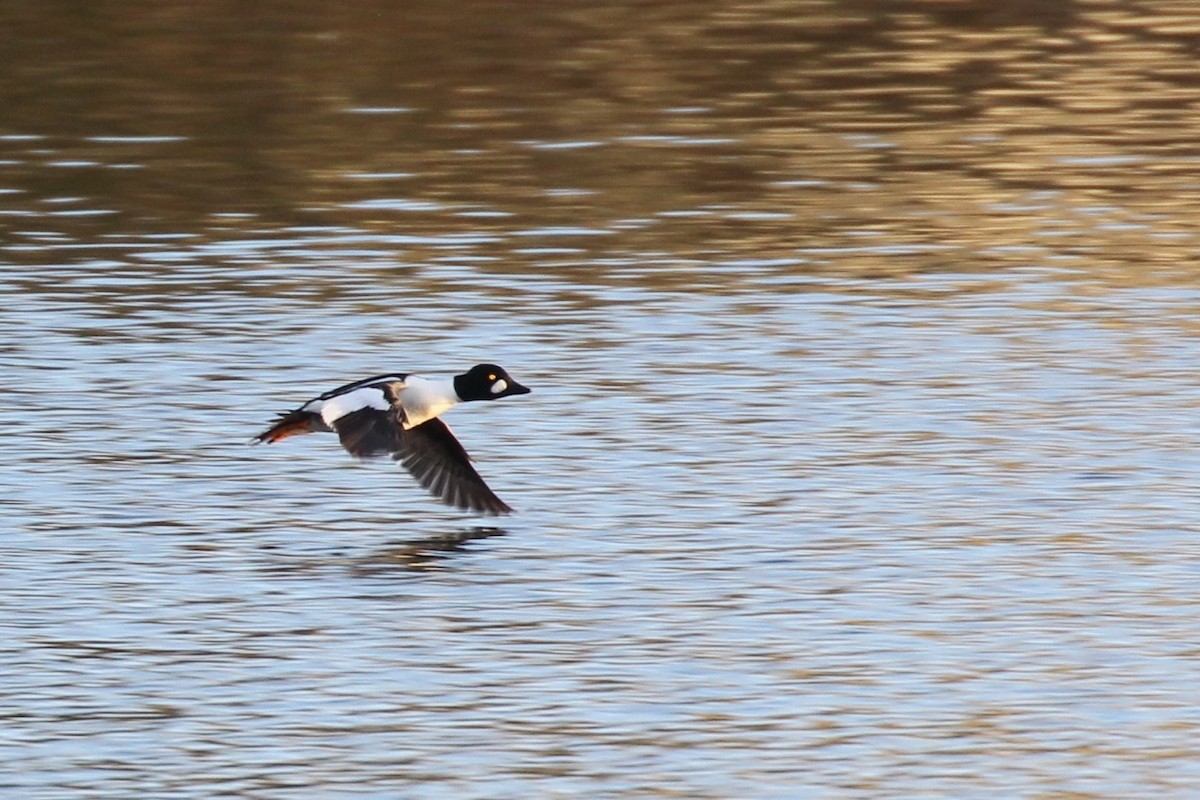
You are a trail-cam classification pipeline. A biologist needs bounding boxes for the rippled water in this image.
[4,3,1200,798]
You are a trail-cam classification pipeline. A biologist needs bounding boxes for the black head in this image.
[454,363,532,402]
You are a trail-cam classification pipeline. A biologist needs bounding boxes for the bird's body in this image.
[254,364,531,514]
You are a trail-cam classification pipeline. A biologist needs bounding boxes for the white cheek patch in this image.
[490,379,508,395]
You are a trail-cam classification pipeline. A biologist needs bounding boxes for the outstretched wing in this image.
[393,418,513,515]
[331,406,403,457]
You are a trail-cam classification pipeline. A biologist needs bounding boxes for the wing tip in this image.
[446,491,514,516]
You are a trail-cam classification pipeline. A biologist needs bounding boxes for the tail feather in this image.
[253,410,323,444]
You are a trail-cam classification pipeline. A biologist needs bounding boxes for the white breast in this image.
[397,376,460,429]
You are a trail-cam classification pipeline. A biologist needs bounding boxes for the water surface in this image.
[3,3,1200,798]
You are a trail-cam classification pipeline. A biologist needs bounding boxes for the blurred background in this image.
[3,2,1200,798]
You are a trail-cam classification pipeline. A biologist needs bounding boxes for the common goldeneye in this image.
[253,363,531,514]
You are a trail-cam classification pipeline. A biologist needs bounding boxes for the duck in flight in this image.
[253,364,531,514]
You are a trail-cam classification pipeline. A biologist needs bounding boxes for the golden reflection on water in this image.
[3,1,1200,288]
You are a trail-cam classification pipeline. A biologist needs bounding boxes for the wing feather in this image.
[331,407,402,457]
[393,419,513,515]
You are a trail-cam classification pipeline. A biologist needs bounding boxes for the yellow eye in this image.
[488,374,497,381]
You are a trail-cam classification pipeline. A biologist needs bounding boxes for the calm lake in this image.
[3,2,1200,798]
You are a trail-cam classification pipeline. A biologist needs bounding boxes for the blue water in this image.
[5,250,1200,798]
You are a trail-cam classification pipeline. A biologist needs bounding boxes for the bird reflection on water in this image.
[350,526,507,574]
